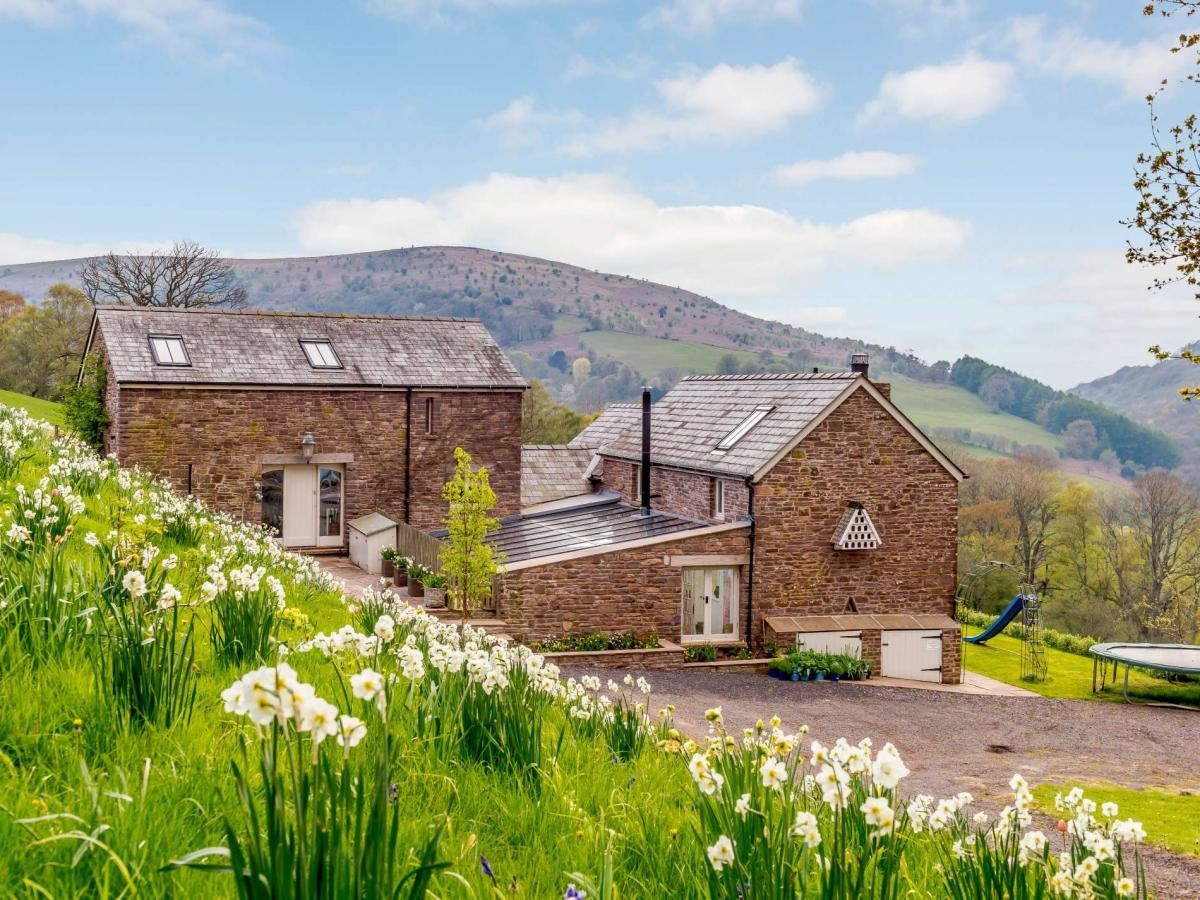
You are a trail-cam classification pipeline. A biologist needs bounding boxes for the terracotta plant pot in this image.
[381,558,395,578]
[407,579,424,599]
[393,567,407,588]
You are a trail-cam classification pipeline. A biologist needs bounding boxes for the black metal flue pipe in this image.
[640,386,651,514]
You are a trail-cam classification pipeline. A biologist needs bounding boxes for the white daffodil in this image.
[759,756,788,791]
[706,835,734,872]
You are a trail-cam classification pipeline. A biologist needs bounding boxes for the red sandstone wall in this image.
[107,384,522,539]
[498,526,751,643]
[598,457,750,524]
[751,388,959,641]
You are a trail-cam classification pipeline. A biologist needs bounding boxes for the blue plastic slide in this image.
[963,595,1027,644]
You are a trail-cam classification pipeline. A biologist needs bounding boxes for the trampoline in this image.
[1090,643,1200,703]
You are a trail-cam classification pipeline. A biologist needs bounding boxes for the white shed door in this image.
[795,631,862,658]
[881,630,943,682]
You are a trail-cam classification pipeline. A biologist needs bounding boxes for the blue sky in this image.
[1,0,1196,387]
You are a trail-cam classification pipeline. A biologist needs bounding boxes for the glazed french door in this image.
[266,464,344,548]
[681,567,739,643]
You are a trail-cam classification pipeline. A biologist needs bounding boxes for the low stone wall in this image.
[681,658,771,675]
[542,640,685,670]
[941,627,962,685]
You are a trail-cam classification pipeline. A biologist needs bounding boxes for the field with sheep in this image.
[0,401,1153,898]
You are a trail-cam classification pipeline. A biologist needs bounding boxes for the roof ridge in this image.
[95,305,483,324]
[681,372,858,382]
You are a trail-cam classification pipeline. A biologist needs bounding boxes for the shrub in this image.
[533,631,660,653]
[207,564,284,667]
[63,355,109,451]
[684,644,719,663]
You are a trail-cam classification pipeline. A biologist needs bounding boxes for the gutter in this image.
[404,387,412,524]
[746,476,757,649]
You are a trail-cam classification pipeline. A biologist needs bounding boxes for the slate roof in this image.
[520,445,595,507]
[598,373,862,479]
[89,306,526,389]
[567,403,640,449]
[490,495,708,565]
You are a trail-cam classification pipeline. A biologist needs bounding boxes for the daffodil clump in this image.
[674,707,1149,899]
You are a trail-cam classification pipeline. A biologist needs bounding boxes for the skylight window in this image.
[714,405,773,452]
[148,334,190,367]
[300,339,341,369]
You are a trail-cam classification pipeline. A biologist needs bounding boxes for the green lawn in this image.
[0,389,64,427]
[889,375,1063,453]
[578,331,760,375]
[1031,784,1200,857]
[962,627,1200,706]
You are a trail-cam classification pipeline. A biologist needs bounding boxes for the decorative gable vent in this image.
[832,502,881,551]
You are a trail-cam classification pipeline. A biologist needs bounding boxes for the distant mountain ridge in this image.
[1071,348,1200,482]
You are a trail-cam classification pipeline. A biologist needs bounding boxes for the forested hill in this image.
[1071,348,1200,483]
[0,246,943,377]
[952,356,1179,472]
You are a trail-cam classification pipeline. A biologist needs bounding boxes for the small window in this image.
[424,397,434,435]
[713,479,725,518]
[715,405,774,452]
[148,334,190,367]
[300,339,341,369]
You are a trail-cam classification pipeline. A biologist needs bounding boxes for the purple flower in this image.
[480,855,496,883]
[564,885,587,899]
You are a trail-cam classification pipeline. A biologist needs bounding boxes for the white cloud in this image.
[290,172,970,300]
[858,54,1013,126]
[772,150,919,186]
[642,0,803,35]
[562,59,824,156]
[483,96,585,147]
[1008,16,1188,99]
[0,0,277,64]
[0,232,166,265]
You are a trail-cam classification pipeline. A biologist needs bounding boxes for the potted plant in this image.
[406,562,428,599]
[423,572,447,607]
[380,546,397,579]
[392,556,409,588]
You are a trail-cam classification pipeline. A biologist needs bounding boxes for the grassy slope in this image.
[578,330,760,374]
[1032,785,1200,858]
[888,376,1062,452]
[0,390,63,426]
[961,627,1200,705]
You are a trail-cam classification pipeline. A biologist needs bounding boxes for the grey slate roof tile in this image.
[520,445,595,507]
[92,306,526,389]
[567,403,640,449]
[597,373,860,478]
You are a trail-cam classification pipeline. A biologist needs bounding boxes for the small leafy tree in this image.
[440,447,502,622]
[64,354,109,450]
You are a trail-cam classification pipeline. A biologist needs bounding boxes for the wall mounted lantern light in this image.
[300,431,317,462]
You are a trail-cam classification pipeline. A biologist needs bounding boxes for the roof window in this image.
[714,405,773,452]
[148,334,190,367]
[300,339,342,369]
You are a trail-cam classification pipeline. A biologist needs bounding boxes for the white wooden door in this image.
[282,465,318,548]
[796,631,863,658]
[681,567,739,643]
[880,630,943,682]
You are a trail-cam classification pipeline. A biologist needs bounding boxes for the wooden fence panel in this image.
[395,521,443,571]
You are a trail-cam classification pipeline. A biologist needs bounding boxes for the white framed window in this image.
[300,339,341,369]
[715,405,774,452]
[148,334,190,366]
[712,479,725,518]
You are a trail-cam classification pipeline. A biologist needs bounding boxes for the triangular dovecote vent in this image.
[832,502,881,551]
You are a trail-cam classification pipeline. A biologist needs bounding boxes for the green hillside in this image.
[888,376,1063,453]
[578,331,760,375]
[0,390,63,427]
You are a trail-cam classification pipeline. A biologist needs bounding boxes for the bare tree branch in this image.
[79,240,246,309]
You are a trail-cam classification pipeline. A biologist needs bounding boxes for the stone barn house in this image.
[499,367,966,683]
[83,305,964,683]
[81,306,526,543]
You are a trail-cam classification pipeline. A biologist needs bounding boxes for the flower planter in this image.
[393,568,407,588]
[815,672,825,681]
[407,579,424,599]
[381,558,395,579]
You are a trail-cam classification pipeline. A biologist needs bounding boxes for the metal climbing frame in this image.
[1020,594,1047,681]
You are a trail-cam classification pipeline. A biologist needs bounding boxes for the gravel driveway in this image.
[567,668,1200,898]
